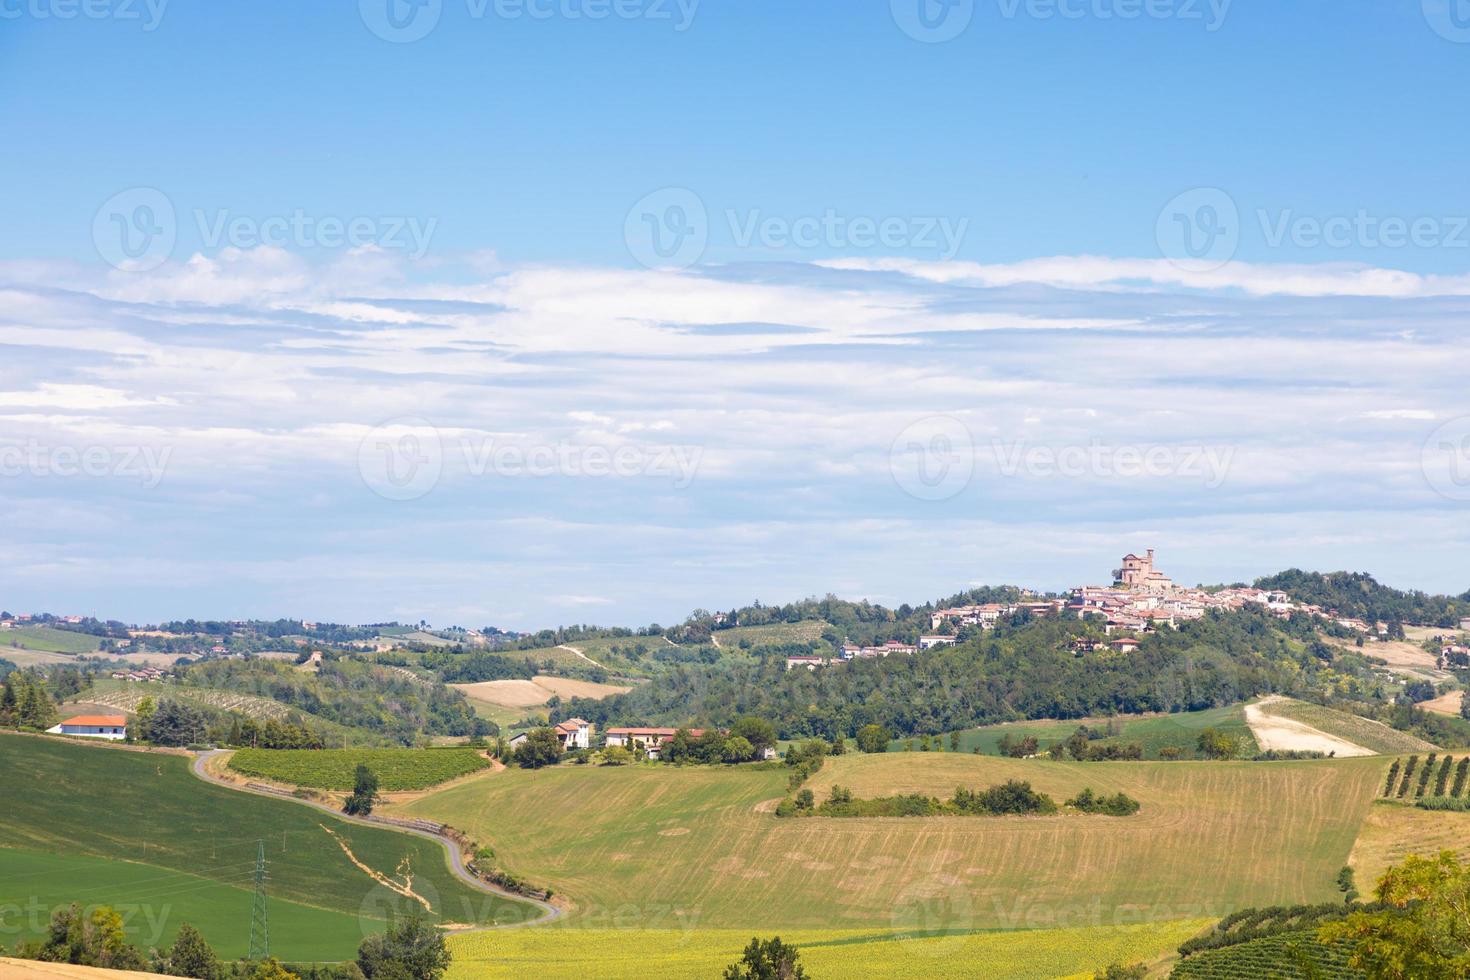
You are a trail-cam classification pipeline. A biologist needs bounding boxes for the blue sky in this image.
[2,1,1469,627]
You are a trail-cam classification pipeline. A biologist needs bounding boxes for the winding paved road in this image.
[190,749,560,929]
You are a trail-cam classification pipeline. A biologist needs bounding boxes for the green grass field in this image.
[228,747,491,791]
[2,625,100,654]
[1254,699,1439,754]
[446,919,1212,979]
[0,734,539,959]
[0,849,368,960]
[395,751,1386,932]
[898,705,1258,760]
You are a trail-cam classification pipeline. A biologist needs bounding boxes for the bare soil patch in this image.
[1245,697,1373,757]
[1421,690,1465,717]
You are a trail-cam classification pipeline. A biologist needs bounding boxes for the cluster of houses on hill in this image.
[109,666,166,683]
[781,549,1446,671]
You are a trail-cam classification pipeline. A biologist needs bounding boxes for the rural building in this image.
[1109,637,1142,654]
[47,714,128,740]
[786,655,826,670]
[604,726,706,759]
[554,718,593,749]
[918,635,955,650]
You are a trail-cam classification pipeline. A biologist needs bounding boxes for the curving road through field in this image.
[190,749,559,929]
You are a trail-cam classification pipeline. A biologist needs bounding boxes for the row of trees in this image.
[1382,753,1470,800]
[1,903,450,980]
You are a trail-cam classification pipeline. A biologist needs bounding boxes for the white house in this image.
[554,718,593,750]
[47,714,128,740]
[918,635,955,650]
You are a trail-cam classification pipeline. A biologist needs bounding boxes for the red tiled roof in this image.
[61,715,127,727]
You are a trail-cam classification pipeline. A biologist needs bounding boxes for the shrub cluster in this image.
[1066,787,1141,816]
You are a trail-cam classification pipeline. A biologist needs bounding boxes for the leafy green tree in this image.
[158,922,219,978]
[1383,759,1402,797]
[1398,756,1419,798]
[38,903,147,971]
[723,736,755,763]
[600,744,633,765]
[1416,753,1438,798]
[343,763,380,816]
[1094,966,1146,980]
[855,724,889,754]
[512,728,563,769]
[1320,850,1470,977]
[729,716,777,756]
[356,915,451,980]
[722,936,808,980]
[145,699,207,746]
[1196,727,1239,760]
[245,959,302,980]
[1435,755,1454,797]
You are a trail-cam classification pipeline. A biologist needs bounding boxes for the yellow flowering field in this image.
[447,919,1211,979]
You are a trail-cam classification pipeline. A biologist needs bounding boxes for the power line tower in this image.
[248,839,269,960]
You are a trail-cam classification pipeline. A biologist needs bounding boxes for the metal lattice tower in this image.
[248,839,269,960]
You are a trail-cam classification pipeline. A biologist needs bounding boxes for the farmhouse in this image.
[554,718,593,749]
[604,726,706,759]
[785,655,826,670]
[918,635,955,650]
[46,714,128,740]
[1109,637,1142,654]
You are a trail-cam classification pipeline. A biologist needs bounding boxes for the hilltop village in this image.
[785,550,1394,670]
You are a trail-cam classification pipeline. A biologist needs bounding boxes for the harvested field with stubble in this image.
[396,751,1387,932]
